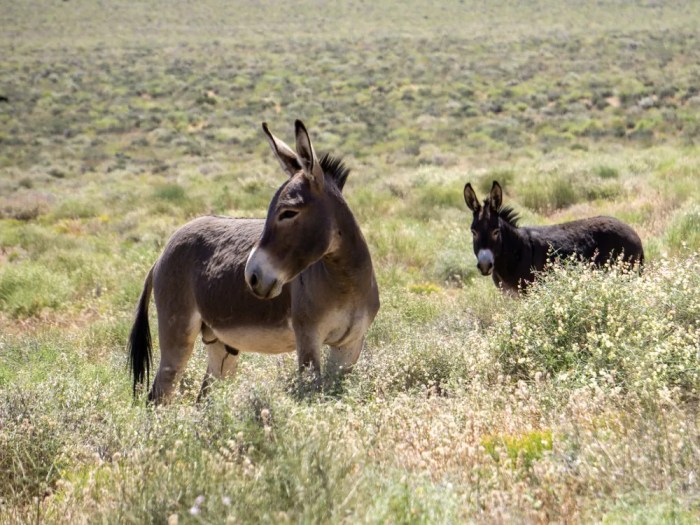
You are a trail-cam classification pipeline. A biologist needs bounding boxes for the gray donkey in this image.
[128,120,380,403]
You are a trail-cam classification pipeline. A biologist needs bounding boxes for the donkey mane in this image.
[498,205,520,228]
[481,198,520,228]
[320,153,350,192]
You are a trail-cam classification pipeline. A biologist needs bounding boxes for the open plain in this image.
[1,1,700,523]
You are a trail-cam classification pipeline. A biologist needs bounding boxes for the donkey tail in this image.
[127,267,154,397]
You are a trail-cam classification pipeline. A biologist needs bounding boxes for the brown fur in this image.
[128,121,379,403]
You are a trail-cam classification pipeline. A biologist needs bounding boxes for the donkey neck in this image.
[493,219,531,285]
[319,193,373,285]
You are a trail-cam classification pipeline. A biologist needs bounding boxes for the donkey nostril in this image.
[250,272,258,287]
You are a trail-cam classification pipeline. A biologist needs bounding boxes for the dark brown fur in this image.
[464,181,644,292]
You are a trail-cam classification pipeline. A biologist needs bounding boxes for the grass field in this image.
[1,1,700,523]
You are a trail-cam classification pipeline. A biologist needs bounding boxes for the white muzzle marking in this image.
[245,247,286,299]
[477,249,494,275]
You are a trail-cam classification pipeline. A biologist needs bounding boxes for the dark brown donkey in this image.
[463,181,644,292]
[128,120,380,403]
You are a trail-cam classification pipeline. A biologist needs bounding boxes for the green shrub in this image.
[665,205,700,254]
[0,390,67,503]
[580,179,623,201]
[482,429,553,469]
[366,473,459,524]
[52,199,98,220]
[516,172,577,212]
[152,183,187,204]
[415,183,464,211]
[490,256,700,396]
[595,165,620,179]
[0,222,78,258]
[232,178,275,211]
[477,169,516,194]
[515,168,623,213]
[0,264,73,317]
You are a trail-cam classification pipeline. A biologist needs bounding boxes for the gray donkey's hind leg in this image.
[149,311,201,404]
[196,327,240,402]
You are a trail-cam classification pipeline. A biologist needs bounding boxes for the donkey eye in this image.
[492,228,500,239]
[278,210,299,221]
[471,229,478,237]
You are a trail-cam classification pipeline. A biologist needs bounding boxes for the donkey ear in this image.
[294,120,324,189]
[489,181,503,210]
[463,183,481,212]
[262,122,301,177]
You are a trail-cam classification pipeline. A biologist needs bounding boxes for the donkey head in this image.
[245,120,334,299]
[463,181,504,276]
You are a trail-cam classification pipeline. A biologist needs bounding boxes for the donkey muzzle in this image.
[476,249,494,276]
[245,247,284,299]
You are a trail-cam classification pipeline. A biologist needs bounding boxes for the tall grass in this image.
[491,256,700,395]
[2,259,699,523]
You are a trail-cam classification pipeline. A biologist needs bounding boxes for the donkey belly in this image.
[197,277,295,355]
[212,324,296,355]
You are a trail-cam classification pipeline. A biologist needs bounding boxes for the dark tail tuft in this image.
[127,268,154,397]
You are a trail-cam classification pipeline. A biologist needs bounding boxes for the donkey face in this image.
[245,121,333,299]
[463,181,503,276]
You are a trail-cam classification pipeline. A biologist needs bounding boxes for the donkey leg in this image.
[149,312,201,404]
[295,332,322,381]
[327,337,364,377]
[196,339,240,402]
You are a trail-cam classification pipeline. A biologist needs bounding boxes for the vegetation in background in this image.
[1,1,699,523]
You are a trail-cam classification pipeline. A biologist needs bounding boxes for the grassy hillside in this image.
[1,1,699,523]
